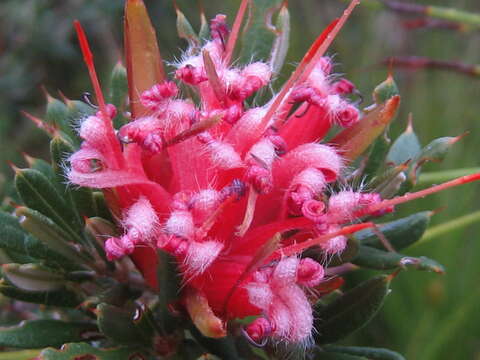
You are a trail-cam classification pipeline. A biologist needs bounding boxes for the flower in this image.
[68,0,480,346]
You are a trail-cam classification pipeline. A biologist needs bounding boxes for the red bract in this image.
[68,0,480,345]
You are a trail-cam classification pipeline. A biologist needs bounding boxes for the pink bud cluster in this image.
[68,14,388,344]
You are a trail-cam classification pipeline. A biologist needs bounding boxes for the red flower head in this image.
[68,0,480,345]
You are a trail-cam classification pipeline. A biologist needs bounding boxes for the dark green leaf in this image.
[97,303,150,345]
[352,246,445,274]
[269,2,290,75]
[323,345,406,360]
[189,324,242,360]
[16,207,91,266]
[15,168,83,242]
[0,211,79,271]
[50,137,97,220]
[39,342,149,360]
[0,283,82,307]
[2,263,66,292]
[108,63,129,128]
[176,8,200,47]
[363,131,391,180]
[354,211,431,251]
[155,250,181,335]
[0,320,99,348]
[240,0,283,63]
[314,275,391,344]
[328,238,359,267]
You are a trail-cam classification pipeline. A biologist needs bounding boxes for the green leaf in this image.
[327,238,359,267]
[323,345,406,360]
[0,320,99,348]
[50,137,98,219]
[155,250,181,335]
[176,7,200,48]
[45,95,77,142]
[354,211,431,251]
[0,349,42,360]
[97,303,151,345]
[2,263,66,292]
[39,342,150,360]
[239,0,283,63]
[15,207,91,266]
[314,275,391,344]
[373,74,399,104]
[386,119,421,166]
[108,63,129,128]
[14,168,83,242]
[352,246,445,274]
[0,282,82,307]
[269,2,290,75]
[0,211,79,271]
[363,131,391,180]
[189,325,241,360]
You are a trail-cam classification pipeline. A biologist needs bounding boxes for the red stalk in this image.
[359,173,480,216]
[74,21,107,117]
[224,0,250,65]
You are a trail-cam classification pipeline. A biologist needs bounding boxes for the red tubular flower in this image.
[69,1,480,345]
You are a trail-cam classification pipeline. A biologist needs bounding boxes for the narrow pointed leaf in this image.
[323,346,405,360]
[0,282,82,307]
[50,137,97,220]
[108,62,129,127]
[0,320,98,348]
[269,2,290,75]
[314,275,391,344]
[176,7,200,47]
[15,207,91,266]
[363,131,391,179]
[331,95,401,162]
[124,0,165,118]
[354,211,431,251]
[240,0,283,63]
[2,263,66,292]
[0,211,80,271]
[352,246,445,274]
[15,168,83,241]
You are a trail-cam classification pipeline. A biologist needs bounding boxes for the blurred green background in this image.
[1,0,479,358]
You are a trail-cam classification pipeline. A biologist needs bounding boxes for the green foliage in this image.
[0,320,98,348]
[314,275,391,344]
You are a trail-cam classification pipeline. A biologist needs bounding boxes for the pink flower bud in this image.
[210,14,229,42]
[176,65,207,85]
[105,235,134,261]
[301,199,326,222]
[331,78,356,95]
[245,317,272,344]
[140,82,178,111]
[297,258,325,287]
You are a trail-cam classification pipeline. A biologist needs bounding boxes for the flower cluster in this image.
[64,1,479,348]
